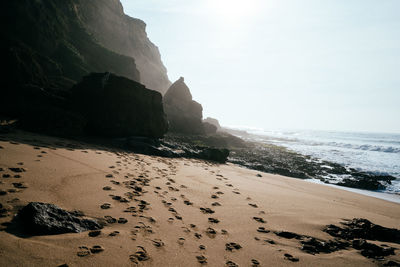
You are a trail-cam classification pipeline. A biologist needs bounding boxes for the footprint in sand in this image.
[184,200,193,206]
[251,259,260,266]
[12,182,28,189]
[208,218,220,224]
[100,203,111,209]
[249,203,258,208]
[88,230,101,237]
[77,246,91,257]
[196,255,207,264]
[253,217,266,223]
[284,253,299,262]
[257,227,270,233]
[206,227,217,237]
[177,237,185,245]
[211,202,221,207]
[102,186,113,191]
[226,261,239,267]
[194,233,202,239]
[151,239,165,248]
[129,246,150,264]
[118,218,128,224]
[225,242,242,251]
[109,231,120,236]
[200,207,215,214]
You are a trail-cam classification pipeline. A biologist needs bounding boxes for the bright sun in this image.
[206,0,261,24]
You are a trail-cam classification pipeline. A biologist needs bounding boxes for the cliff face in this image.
[75,0,171,93]
[1,0,170,94]
[0,0,170,138]
[1,0,141,91]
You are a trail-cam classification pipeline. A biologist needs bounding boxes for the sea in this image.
[230,127,400,201]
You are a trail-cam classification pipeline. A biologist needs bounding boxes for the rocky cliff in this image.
[1,0,140,92]
[75,0,171,93]
[1,0,170,94]
[164,77,205,134]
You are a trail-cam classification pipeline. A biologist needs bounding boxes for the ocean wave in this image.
[322,142,400,153]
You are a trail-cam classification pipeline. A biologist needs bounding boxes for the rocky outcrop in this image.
[75,0,171,93]
[324,218,400,244]
[203,117,222,131]
[15,202,102,235]
[164,77,205,134]
[122,137,230,163]
[203,122,218,135]
[71,73,168,138]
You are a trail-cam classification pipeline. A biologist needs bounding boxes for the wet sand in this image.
[0,131,399,266]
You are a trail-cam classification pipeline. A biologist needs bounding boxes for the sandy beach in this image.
[0,131,399,267]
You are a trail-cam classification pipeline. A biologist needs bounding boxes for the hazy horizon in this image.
[121,0,400,134]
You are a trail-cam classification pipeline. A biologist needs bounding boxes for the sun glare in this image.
[206,0,262,24]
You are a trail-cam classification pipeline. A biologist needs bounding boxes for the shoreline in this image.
[306,178,400,204]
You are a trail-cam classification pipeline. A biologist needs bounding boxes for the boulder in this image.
[71,72,168,138]
[16,202,102,235]
[203,122,218,135]
[324,218,400,244]
[197,147,230,163]
[203,117,222,131]
[163,77,205,134]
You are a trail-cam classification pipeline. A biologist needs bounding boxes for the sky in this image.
[120,0,400,133]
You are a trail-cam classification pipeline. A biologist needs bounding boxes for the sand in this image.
[0,131,399,267]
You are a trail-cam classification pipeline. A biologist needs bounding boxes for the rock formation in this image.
[15,202,102,235]
[2,0,141,91]
[203,117,222,131]
[164,77,205,134]
[75,0,171,93]
[71,72,168,138]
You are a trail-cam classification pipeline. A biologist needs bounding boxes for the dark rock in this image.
[337,177,387,191]
[203,122,217,135]
[71,72,168,138]
[324,218,400,244]
[15,202,102,235]
[163,77,205,134]
[352,239,395,259]
[300,237,347,254]
[198,147,229,163]
[203,117,221,131]
[274,231,303,239]
[385,260,400,266]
